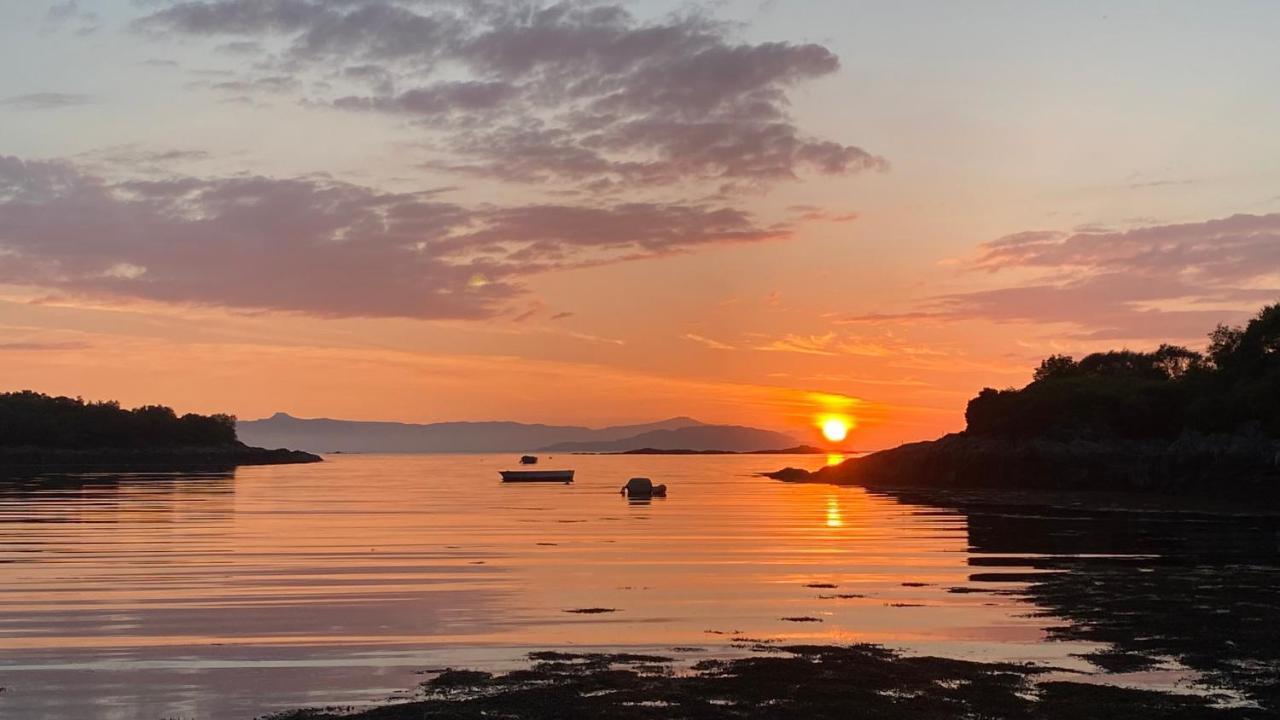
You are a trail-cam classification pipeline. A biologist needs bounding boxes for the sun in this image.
[821,418,850,443]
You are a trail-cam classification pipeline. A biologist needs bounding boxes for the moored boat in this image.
[500,469,574,483]
[620,477,667,496]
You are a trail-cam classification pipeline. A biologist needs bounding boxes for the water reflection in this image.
[871,488,1280,712]
[824,495,843,528]
[1,456,1274,718]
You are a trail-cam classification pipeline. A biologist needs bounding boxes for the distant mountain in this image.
[617,445,826,455]
[538,425,799,453]
[236,413,730,453]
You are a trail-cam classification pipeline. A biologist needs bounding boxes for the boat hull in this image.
[500,470,574,483]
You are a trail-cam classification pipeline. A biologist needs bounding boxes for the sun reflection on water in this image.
[825,495,844,528]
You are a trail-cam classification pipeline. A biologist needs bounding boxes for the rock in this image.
[761,467,814,482]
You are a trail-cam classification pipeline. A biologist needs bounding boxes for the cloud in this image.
[753,331,946,360]
[837,311,949,325]
[0,340,91,351]
[755,332,839,356]
[929,276,1270,340]
[1125,178,1198,190]
[975,213,1280,287]
[206,75,302,94]
[215,40,264,55]
[78,146,213,170]
[334,80,519,116]
[846,214,1280,341]
[788,205,859,223]
[135,0,885,193]
[44,0,100,34]
[682,333,734,350]
[1,93,94,109]
[511,302,543,322]
[0,156,787,320]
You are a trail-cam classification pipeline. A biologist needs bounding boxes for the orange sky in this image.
[2,1,1278,449]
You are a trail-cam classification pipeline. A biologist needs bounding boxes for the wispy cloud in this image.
[44,0,99,35]
[842,213,1280,341]
[754,331,949,360]
[1,93,93,109]
[0,340,91,351]
[682,333,735,350]
[755,333,839,356]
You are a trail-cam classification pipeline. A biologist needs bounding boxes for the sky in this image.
[1,0,1278,449]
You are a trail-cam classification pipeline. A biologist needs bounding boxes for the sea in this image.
[1,453,1275,718]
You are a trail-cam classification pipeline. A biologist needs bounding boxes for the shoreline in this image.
[766,432,1280,500]
[0,444,323,473]
[266,643,1255,720]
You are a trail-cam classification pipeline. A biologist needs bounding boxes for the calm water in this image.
[1,454,1274,718]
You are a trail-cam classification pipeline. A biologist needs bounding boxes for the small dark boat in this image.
[620,477,666,497]
[520,455,538,464]
[500,469,574,483]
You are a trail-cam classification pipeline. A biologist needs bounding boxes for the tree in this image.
[1033,355,1077,382]
[1208,323,1245,371]
[1151,344,1205,380]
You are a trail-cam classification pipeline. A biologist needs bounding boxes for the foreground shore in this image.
[0,443,322,472]
[268,643,1258,720]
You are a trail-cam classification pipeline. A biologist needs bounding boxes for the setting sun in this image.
[821,418,850,443]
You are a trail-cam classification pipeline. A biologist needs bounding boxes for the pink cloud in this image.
[0,156,788,320]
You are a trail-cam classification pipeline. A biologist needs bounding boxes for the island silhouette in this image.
[0,391,320,470]
[771,302,1280,495]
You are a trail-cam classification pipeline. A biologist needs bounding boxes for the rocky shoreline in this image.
[0,443,322,472]
[267,643,1257,720]
[767,432,1280,496]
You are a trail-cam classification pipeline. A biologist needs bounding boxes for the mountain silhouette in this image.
[235,414,791,453]
[539,425,799,453]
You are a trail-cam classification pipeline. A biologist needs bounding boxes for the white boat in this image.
[500,469,574,483]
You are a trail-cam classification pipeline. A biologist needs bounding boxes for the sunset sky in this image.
[2,0,1278,448]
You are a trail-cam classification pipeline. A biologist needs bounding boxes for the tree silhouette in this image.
[0,391,237,449]
[967,302,1280,439]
